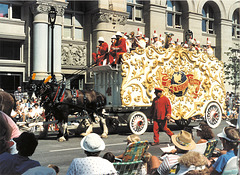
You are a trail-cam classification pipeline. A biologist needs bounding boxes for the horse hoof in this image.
[58,136,66,142]
[101,133,108,138]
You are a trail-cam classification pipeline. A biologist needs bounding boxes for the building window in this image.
[0,3,21,19]
[166,0,182,29]
[127,0,143,22]
[63,2,84,41]
[232,9,240,38]
[202,4,214,34]
[0,40,21,60]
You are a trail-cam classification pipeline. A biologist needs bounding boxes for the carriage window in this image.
[202,4,214,34]
[166,0,182,29]
[127,0,143,22]
[0,3,21,19]
[0,40,21,60]
[232,9,240,38]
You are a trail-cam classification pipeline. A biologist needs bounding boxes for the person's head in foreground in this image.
[80,133,105,156]
[171,130,196,153]
[0,112,12,154]
[177,151,209,175]
[217,126,239,155]
[193,121,214,141]
[13,132,38,157]
[126,134,140,145]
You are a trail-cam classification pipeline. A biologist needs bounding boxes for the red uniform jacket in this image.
[115,37,127,53]
[98,42,108,56]
[92,42,108,65]
[150,95,171,120]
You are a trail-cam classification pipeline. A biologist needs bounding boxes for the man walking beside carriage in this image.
[150,87,174,146]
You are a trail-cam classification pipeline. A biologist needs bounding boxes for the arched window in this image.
[166,0,182,29]
[232,9,240,38]
[202,4,214,34]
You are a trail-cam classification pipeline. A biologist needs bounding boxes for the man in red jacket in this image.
[92,37,108,66]
[150,87,174,146]
[109,31,127,65]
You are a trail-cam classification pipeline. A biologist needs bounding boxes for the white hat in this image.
[177,165,206,175]
[160,37,164,41]
[196,40,200,45]
[80,133,105,152]
[116,31,122,36]
[123,35,128,39]
[217,127,236,142]
[153,33,158,38]
[145,37,149,42]
[193,125,202,131]
[184,44,188,48]
[136,31,142,37]
[207,40,211,45]
[111,35,116,39]
[18,86,21,89]
[98,37,104,42]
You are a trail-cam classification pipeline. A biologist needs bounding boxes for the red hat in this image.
[155,87,163,92]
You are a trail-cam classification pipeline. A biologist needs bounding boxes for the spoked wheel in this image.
[127,111,148,135]
[175,118,191,129]
[205,102,222,128]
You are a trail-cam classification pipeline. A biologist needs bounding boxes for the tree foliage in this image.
[224,43,240,94]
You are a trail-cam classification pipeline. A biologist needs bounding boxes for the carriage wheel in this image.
[175,118,191,129]
[205,102,222,128]
[127,111,148,135]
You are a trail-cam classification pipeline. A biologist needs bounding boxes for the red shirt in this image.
[151,95,171,120]
[98,42,108,56]
[115,37,127,53]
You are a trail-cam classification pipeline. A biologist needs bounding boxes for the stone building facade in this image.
[0,0,239,93]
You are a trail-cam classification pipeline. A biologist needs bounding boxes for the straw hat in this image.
[80,133,105,152]
[171,130,196,150]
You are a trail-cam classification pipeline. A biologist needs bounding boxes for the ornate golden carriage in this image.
[92,45,226,134]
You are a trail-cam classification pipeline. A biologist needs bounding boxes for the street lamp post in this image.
[49,6,57,82]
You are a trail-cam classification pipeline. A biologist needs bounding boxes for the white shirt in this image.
[67,156,117,175]
[153,40,163,48]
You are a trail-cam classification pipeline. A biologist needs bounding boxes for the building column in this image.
[31,3,50,80]
[48,5,66,81]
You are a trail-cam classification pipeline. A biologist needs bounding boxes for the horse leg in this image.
[100,116,108,138]
[80,119,93,137]
[58,122,68,142]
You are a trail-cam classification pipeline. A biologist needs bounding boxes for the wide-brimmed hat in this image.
[136,31,142,37]
[116,31,122,36]
[226,119,237,128]
[98,37,104,42]
[193,125,202,131]
[111,35,116,39]
[217,127,237,142]
[171,130,196,150]
[80,133,105,152]
[153,33,158,38]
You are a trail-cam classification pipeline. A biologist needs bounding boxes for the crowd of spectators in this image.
[224,91,240,120]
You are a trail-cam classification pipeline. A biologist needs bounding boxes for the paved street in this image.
[31,120,228,174]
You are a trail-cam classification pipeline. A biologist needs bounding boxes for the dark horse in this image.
[0,89,16,116]
[27,76,108,141]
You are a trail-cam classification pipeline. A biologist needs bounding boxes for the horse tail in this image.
[10,93,16,110]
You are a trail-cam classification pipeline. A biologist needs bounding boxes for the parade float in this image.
[92,43,226,135]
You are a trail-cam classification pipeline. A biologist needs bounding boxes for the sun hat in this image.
[217,127,237,142]
[80,133,105,152]
[116,31,122,36]
[111,35,116,39]
[177,165,206,175]
[193,125,202,131]
[171,130,196,150]
[226,119,237,128]
[98,37,104,42]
